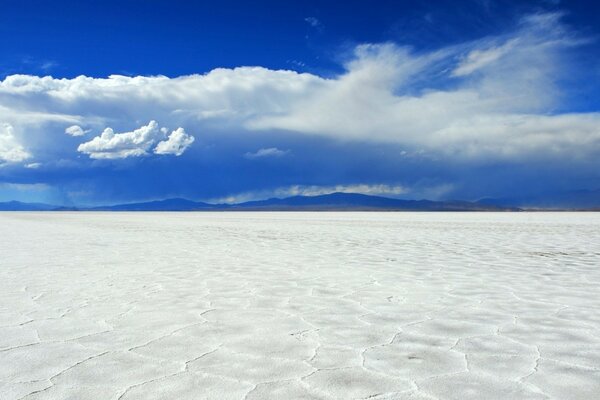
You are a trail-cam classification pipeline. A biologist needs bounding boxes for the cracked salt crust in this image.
[1,212,599,399]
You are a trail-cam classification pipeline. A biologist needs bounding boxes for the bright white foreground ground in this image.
[1,212,599,400]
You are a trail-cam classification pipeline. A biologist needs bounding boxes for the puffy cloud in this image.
[154,127,195,156]
[0,68,319,117]
[77,121,161,159]
[65,125,88,136]
[0,123,30,163]
[244,147,289,159]
[77,121,194,159]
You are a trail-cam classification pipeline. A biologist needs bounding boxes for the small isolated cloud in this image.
[154,128,195,156]
[287,60,306,68]
[244,147,289,159]
[65,125,88,137]
[40,61,58,71]
[0,123,30,163]
[77,121,194,159]
[77,121,162,159]
[25,162,42,169]
[304,17,321,28]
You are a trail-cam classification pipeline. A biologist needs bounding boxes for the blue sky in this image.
[1,0,599,205]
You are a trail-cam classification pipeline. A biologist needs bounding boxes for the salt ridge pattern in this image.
[1,212,599,399]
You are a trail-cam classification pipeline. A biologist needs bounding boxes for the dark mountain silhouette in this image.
[1,193,520,211]
[477,189,600,210]
[230,192,515,211]
[89,198,214,211]
[0,200,58,211]
[6,189,600,211]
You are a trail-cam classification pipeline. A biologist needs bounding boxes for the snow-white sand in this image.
[1,212,599,399]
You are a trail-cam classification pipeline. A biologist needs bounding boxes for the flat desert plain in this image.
[1,212,599,400]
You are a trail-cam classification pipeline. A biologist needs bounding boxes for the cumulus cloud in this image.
[244,147,289,159]
[65,125,88,137]
[0,12,597,164]
[77,121,162,159]
[77,121,194,159]
[0,123,30,163]
[154,127,195,156]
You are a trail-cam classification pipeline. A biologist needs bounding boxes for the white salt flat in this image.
[1,212,599,399]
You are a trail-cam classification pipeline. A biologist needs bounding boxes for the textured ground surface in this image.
[1,212,599,400]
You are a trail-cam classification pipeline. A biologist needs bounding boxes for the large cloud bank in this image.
[0,13,598,169]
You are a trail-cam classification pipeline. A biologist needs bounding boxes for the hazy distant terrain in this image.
[0,192,520,211]
[1,212,599,399]
[4,191,599,212]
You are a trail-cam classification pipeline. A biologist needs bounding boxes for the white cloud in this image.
[0,124,31,163]
[304,17,321,28]
[77,121,162,159]
[65,125,88,137]
[213,184,409,204]
[40,61,58,71]
[154,127,195,156]
[244,147,289,159]
[282,184,408,197]
[452,39,518,76]
[77,121,194,159]
[246,15,599,159]
[0,13,597,163]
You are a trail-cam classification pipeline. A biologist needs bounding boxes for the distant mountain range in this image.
[0,200,59,211]
[0,192,517,211]
[223,193,516,211]
[2,190,599,212]
[90,198,214,211]
[476,189,600,210]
